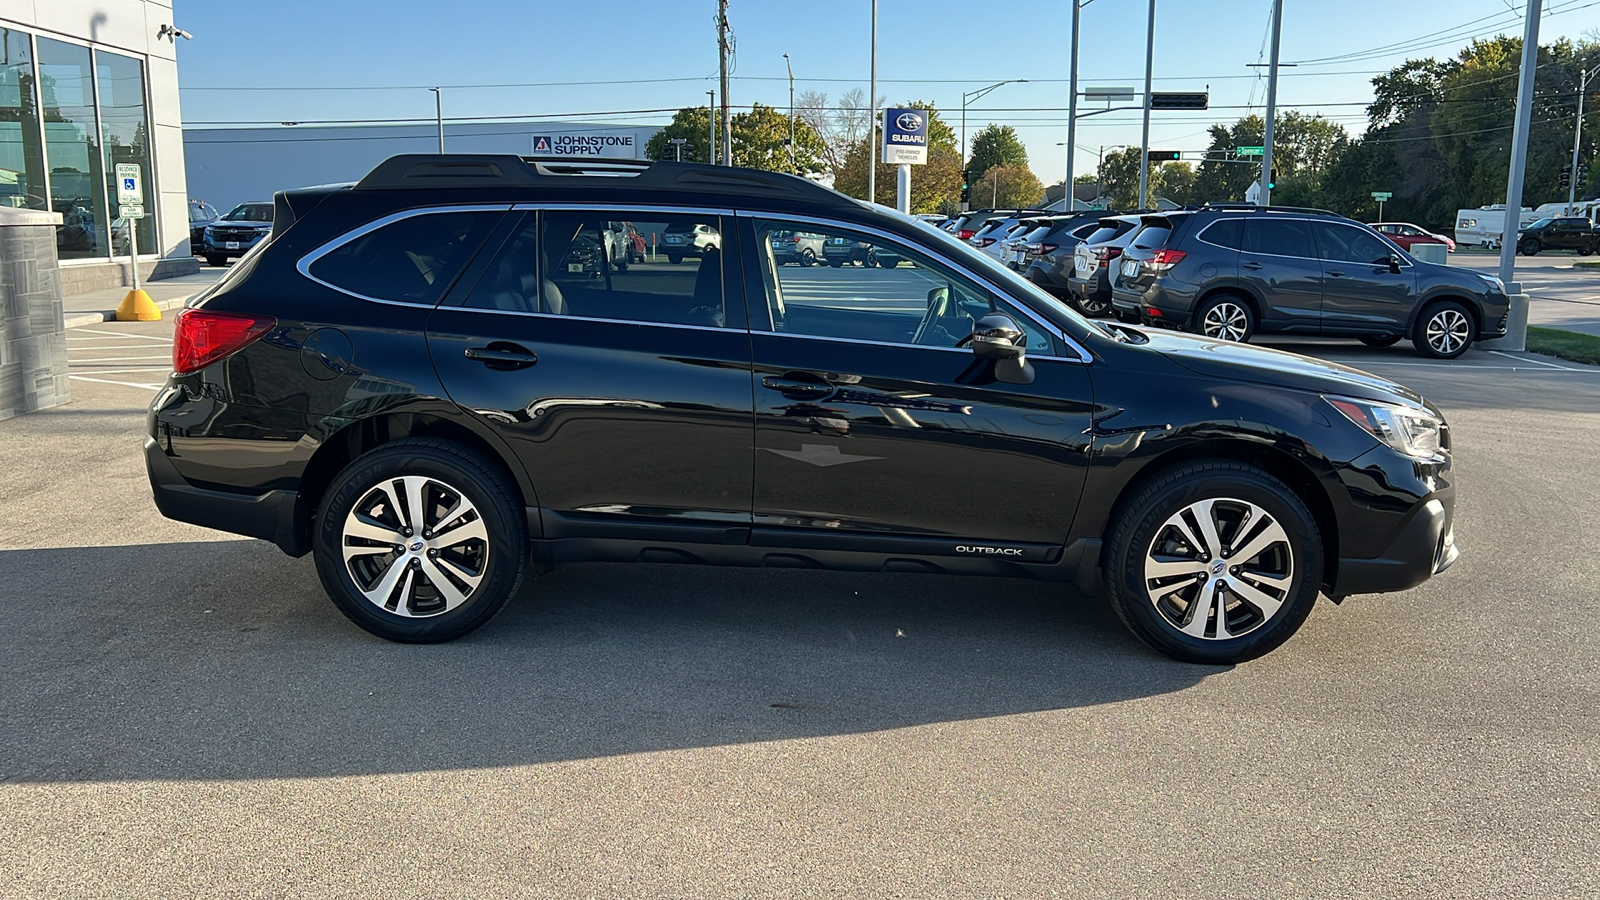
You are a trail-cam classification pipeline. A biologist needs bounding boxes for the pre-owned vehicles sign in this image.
[531,133,637,158]
[881,107,928,165]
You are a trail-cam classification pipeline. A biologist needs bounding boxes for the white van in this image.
[1530,199,1599,221]
[1454,205,1539,250]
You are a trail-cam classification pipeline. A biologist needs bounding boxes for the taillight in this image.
[1093,246,1122,267]
[789,235,800,243]
[1147,248,1188,271]
[1038,243,1058,254]
[959,229,976,240]
[173,309,275,374]
[977,238,996,248]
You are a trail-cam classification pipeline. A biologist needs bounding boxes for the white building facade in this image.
[0,0,196,293]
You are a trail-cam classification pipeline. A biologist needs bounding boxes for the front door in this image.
[741,216,1094,557]
[426,208,753,540]
[1311,220,1418,334]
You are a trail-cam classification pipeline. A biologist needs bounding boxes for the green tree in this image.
[730,102,827,175]
[644,106,714,164]
[1191,112,1350,204]
[967,124,1028,181]
[970,164,1043,209]
[833,101,963,212]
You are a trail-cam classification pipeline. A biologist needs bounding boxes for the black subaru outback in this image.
[147,156,1460,664]
[1110,206,1510,359]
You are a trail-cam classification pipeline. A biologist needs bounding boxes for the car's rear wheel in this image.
[1518,238,1540,256]
[1103,461,1323,664]
[800,248,817,266]
[1580,244,1595,256]
[1359,334,1402,347]
[313,439,527,643]
[1412,300,1474,359]
[1195,294,1255,342]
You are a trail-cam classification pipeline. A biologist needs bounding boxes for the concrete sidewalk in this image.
[63,268,227,328]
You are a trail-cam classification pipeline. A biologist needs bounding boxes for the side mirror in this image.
[963,313,1035,384]
[1388,253,1403,274]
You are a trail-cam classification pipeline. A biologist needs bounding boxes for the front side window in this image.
[1243,217,1314,258]
[461,211,731,328]
[309,210,502,305]
[1314,222,1394,264]
[752,218,1053,353]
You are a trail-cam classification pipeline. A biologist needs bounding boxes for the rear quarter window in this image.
[1131,224,1173,249]
[308,210,503,305]
[1198,218,1244,249]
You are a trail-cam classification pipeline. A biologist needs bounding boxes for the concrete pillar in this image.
[1479,290,1530,352]
[0,209,71,421]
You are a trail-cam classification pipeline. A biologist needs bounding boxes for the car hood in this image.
[1139,329,1427,408]
[214,219,272,228]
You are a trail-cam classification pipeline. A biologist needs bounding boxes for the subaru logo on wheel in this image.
[896,112,923,132]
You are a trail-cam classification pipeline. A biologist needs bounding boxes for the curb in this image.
[64,295,193,329]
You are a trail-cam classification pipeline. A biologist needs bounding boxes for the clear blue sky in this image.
[173,0,1598,182]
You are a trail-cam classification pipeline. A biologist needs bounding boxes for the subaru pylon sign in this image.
[882,107,929,165]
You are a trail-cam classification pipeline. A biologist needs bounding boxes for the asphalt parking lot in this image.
[2,317,1597,898]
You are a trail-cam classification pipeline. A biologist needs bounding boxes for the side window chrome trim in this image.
[734,210,1090,364]
[296,204,515,307]
[1194,218,1246,252]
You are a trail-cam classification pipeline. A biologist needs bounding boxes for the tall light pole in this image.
[1259,0,1283,207]
[1065,0,1092,211]
[868,0,878,204]
[430,87,443,153]
[1570,66,1593,214]
[784,53,796,173]
[1498,0,1543,291]
[707,89,716,164]
[1137,0,1155,209]
[960,79,1028,211]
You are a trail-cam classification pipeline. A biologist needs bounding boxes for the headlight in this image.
[1477,273,1505,293]
[204,226,215,236]
[1327,396,1443,459]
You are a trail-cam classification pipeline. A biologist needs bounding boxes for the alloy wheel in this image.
[1142,497,1294,640]
[1201,302,1249,341]
[341,475,490,617]
[1425,308,1470,356]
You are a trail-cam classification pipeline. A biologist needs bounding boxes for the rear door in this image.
[426,206,755,542]
[1312,221,1417,333]
[1240,217,1323,333]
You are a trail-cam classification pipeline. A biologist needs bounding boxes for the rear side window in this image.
[309,210,503,305]
[1244,218,1315,258]
[1199,218,1244,249]
[1084,222,1131,244]
[1131,223,1172,249]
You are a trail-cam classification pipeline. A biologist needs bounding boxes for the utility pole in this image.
[717,0,732,165]
[1137,0,1155,209]
[868,0,878,204]
[1065,0,1082,211]
[1570,65,1593,214]
[1498,0,1541,289]
[1260,0,1283,207]
[430,87,443,153]
[784,53,796,173]
[707,90,716,163]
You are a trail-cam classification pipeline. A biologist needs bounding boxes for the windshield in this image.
[1527,218,1554,229]
[223,203,273,222]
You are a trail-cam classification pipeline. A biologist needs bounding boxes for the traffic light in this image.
[961,169,972,205]
[1268,168,1277,190]
[1148,92,1209,110]
[1561,164,1572,189]
[1147,150,1181,162]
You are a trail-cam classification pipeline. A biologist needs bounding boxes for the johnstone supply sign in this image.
[531,133,638,158]
[881,108,929,165]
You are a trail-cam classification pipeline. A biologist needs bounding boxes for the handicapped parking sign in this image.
[115,163,142,204]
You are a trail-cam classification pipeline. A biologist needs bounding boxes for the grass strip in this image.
[1526,326,1600,366]
[1573,260,1600,269]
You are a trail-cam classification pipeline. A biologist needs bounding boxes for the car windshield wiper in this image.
[1096,321,1148,344]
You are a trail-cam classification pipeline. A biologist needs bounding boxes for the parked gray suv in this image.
[1110,206,1511,358]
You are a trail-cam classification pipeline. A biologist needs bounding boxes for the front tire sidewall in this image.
[1104,464,1322,665]
[1411,301,1475,360]
[313,442,526,643]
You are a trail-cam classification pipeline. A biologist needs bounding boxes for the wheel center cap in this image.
[1211,560,1226,575]
[409,540,425,553]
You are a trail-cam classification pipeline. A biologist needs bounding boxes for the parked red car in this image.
[1372,222,1456,252]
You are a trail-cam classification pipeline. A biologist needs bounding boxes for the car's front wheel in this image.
[1412,300,1474,359]
[313,439,528,643]
[1103,461,1323,664]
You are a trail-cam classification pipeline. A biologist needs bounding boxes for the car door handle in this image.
[1326,269,1346,277]
[465,344,538,370]
[1242,261,1264,270]
[761,376,834,397]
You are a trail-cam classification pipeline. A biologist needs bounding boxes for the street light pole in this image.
[1065,0,1082,210]
[1498,0,1542,290]
[784,53,796,174]
[1260,0,1283,207]
[430,87,443,153]
[960,79,1028,210]
[707,89,716,164]
[1137,0,1155,209]
[1570,66,1593,214]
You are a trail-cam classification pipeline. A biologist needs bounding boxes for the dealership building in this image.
[2,0,198,293]
[185,121,664,217]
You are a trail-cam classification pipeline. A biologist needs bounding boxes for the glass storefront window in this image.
[96,49,154,255]
[0,29,47,211]
[38,37,106,260]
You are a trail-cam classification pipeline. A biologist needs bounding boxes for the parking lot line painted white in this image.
[64,344,174,351]
[1487,350,1583,370]
[1359,361,1600,372]
[68,327,174,342]
[68,374,164,390]
[69,354,174,363]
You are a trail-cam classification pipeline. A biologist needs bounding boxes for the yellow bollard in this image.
[115,288,162,321]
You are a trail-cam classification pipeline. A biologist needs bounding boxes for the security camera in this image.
[157,24,193,41]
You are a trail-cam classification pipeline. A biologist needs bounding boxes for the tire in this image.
[1358,334,1402,348]
[800,248,817,267]
[878,257,895,268]
[1411,300,1475,359]
[312,438,528,643]
[1518,238,1540,256]
[1102,460,1323,664]
[1580,244,1595,256]
[1194,294,1256,342]
[1071,291,1112,318]
[667,253,683,265]
[205,255,227,267]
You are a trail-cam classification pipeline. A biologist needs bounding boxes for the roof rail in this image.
[1198,202,1341,216]
[354,154,844,202]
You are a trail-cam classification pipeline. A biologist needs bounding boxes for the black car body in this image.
[146,155,1460,664]
[1110,207,1510,358]
[1515,216,1598,256]
[203,202,274,266]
